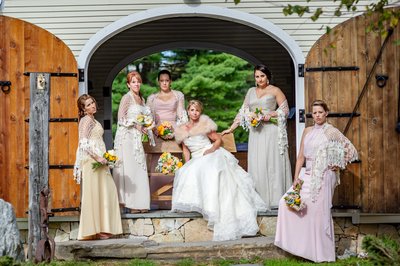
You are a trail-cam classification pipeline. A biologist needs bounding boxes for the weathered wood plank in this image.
[28,72,50,259]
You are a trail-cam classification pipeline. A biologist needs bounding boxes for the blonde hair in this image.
[187,100,204,114]
[311,99,329,112]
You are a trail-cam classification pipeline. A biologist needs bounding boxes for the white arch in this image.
[78,4,305,151]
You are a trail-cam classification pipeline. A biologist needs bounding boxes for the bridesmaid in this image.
[222,64,292,210]
[146,69,188,129]
[112,71,152,214]
[274,99,358,262]
[73,94,122,240]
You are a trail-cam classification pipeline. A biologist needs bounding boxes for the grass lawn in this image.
[1,256,374,266]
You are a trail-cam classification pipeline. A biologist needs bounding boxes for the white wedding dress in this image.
[171,121,267,241]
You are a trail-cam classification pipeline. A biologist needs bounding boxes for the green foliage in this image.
[0,256,15,266]
[362,234,400,265]
[281,0,400,38]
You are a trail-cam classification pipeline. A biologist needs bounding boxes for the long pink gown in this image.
[274,123,337,262]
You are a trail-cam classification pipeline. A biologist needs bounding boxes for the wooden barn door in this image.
[0,16,80,217]
[305,10,400,213]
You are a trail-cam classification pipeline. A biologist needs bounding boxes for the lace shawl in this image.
[73,116,104,184]
[310,123,359,201]
[174,115,218,144]
[234,88,289,154]
[147,90,188,126]
[113,92,150,171]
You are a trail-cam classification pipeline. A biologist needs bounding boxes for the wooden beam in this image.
[28,73,50,260]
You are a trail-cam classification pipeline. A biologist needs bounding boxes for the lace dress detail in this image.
[310,123,358,201]
[73,116,105,184]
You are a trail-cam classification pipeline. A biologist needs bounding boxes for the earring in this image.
[255,82,258,87]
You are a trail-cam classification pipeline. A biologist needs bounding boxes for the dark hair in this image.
[254,64,272,81]
[77,94,97,120]
[311,99,330,112]
[187,100,204,114]
[158,69,172,80]
[126,71,143,98]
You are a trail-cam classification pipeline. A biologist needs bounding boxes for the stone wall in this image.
[18,217,400,257]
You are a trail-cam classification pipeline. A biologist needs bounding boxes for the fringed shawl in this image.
[175,115,218,144]
[310,123,358,201]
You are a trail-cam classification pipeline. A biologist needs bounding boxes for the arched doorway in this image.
[77,5,305,165]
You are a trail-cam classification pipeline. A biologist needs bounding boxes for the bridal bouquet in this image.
[92,150,118,170]
[284,179,306,211]
[157,121,174,140]
[155,152,183,174]
[240,107,277,131]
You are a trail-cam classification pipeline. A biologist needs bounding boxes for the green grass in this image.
[0,256,374,266]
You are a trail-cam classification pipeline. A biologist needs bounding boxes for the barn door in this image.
[0,15,80,217]
[304,9,400,213]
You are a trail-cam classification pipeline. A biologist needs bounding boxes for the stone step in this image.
[55,236,287,263]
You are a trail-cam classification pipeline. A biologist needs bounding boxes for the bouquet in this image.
[92,150,118,170]
[157,121,174,140]
[135,110,156,146]
[155,152,183,175]
[284,179,306,211]
[240,107,277,131]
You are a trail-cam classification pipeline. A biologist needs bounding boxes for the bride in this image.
[171,100,267,241]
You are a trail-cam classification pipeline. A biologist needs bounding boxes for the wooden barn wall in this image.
[0,16,80,217]
[305,11,400,213]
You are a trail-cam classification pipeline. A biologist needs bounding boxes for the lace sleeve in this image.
[324,125,358,164]
[118,93,134,128]
[73,116,102,184]
[310,124,358,201]
[275,100,289,155]
[146,93,156,119]
[175,90,188,126]
[234,87,253,125]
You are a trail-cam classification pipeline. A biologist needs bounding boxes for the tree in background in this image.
[112,50,254,143]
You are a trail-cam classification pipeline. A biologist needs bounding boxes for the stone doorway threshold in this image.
[55,235,287,262]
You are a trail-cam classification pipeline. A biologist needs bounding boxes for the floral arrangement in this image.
[284,179,306,211]
[136,113,154,128]
[135,110,156,146]
[157,121,174,140]
[240,107,277,131]
[155,152,183,174]
[92,150,118,170]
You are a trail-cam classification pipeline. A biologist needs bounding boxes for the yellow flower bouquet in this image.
[155,152,183,175]
[241,107,277,131]
[283,179,306,211]
[135,111,156,146]
[92,150,118,170]
[157,121,174,140]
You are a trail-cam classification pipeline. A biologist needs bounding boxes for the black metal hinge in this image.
[306,66,359,72]
[24,72,78,77]
[305,112,361,118]
[25,118,78,123]
[298,64,305,77]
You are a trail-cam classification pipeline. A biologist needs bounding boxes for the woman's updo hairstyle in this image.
[187,100,204,114]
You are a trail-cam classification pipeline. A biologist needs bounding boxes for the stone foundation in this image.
[17,215,400,257]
